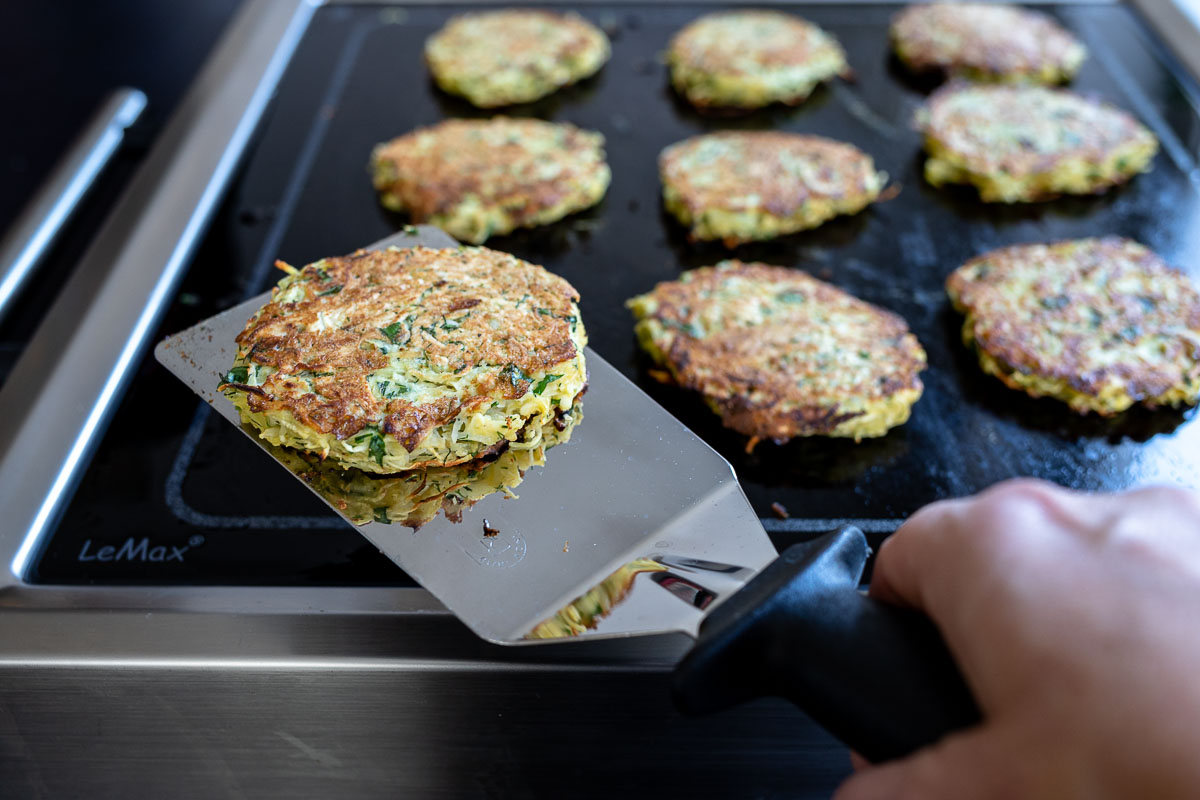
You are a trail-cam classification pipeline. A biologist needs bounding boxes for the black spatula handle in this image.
[672,526,981,763]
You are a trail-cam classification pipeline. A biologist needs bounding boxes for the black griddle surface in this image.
[32,3,1200,585]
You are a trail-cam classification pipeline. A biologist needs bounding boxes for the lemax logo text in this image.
[77,535,204,563]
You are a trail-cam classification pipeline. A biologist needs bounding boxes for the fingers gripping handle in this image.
[671,526,981,763]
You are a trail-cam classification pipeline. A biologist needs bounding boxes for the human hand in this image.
[834,479,1200,800]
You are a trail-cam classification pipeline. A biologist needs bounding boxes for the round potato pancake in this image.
[221,246,588,473]
[946,238,1200,415]
[659,132,887,246]
[920,83,1157,202]
[891,3,1086,84]
[667,10,849,110]
[627,261,926,446]
[371,118,610,244]
[425,10,610,108]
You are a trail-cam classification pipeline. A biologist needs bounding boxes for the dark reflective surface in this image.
[35,3,1200,585]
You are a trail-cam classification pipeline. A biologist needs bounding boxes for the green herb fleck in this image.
[402,224,419,235]
[373,507,391,524]
[1040,295,1070,311]
[777,291,806,303]
[376,380,409,399]
[221,365,249,385]
[380,322,403,343]
[501,364,531,389]
[317,285,342,297]
[354,428,388,467]
[533,374,563,395]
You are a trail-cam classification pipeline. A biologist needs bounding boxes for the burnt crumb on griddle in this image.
[482,518,499,537]
[770,501,790,519]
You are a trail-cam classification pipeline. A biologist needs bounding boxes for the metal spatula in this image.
[155,227,978,762]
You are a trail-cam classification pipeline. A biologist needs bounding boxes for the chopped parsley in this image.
[373,507,391,524]
[354,428,388,467]
[380,322,403,343]
[777,291,807,303]
[317,284,343,297]
[221,365,249,385]
[376,380,409,399]
[533,373,562,395]
[502,364,531,389]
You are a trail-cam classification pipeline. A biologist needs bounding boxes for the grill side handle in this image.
[672,526,981,764]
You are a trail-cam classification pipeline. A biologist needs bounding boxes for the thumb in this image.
[832,729,1015,800]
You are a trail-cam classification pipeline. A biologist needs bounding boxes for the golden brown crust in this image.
[659,132,886,244]
[890,3,1086,82]
[946,238,1200,413]
[667,10,848,110]
[371,118,610,244]
[629,262,926,442]
[234,246,580,444]
[920,83,1158,202]
[424,10,610,107]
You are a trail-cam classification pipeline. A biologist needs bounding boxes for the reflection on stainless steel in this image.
[0,87,146,326]
[651,554,756,579]
[650,572,717,611]
[0,0,317,583]
[272,409,582,529]
[527,558,667,639]
[157,227,778,645]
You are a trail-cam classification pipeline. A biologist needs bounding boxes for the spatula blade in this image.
[155,227,777,644]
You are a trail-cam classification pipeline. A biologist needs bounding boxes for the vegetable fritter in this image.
[221,246,588,473]
[667,10,849,110]
[920,83,1157,202]
[891,3,1086,84]
[371,118,610,244]
[947,238,1200,415]
[627,261,926,447]
[425,10,610,108]
[659,131,887,246]
[278,403,583,529]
